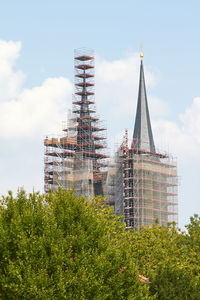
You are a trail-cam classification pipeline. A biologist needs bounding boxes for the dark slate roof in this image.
[132,58,156,153]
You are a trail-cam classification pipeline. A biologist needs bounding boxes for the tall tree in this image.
[0,189,151,299]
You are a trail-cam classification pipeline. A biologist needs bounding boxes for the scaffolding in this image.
[44,49,109,199]
[112,130,178,230]
[44,50,178,230]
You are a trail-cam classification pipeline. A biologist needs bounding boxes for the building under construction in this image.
[44,49,109,201]
[44,49,178,229]
[108,53,178,229]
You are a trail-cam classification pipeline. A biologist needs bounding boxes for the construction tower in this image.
[110,52,178,229]
[44,49,109,199]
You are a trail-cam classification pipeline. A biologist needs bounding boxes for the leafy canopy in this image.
[0,189,150,300]
[1,188,200,299]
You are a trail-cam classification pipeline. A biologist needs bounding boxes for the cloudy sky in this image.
[0,0,200,229]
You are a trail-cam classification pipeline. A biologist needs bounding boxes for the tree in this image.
[0,189,151,299]
[126,222,200,300]
[2,188,200,299]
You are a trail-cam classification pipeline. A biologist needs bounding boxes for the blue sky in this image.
[0,0,200,229]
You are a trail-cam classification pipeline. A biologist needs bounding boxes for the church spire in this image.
[132,53,155,152]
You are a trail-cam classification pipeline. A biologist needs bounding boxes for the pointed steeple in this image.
[132,53,155,153]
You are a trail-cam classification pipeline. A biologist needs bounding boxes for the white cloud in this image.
[0,40,73,139]
[0,40,73,196]
[0,77,72,139]
[153,97,200,162]
[180,97,200,144]
[0,40,25,101]
[95,52,168,122]
[148,96,170,118]
[96,53,156,86]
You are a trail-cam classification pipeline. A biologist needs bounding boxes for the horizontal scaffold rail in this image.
[45,158,107,168]
[77,134,106,140]
[75,82,94,87]
[133,166,177,177]
[124,195,177,205]
[75,150,109,159]
[131,147,168,158]
[75,73,94,78]
[123,186,177,196]
[76,142,105,149]
[76,116,99,121]
[134,157,177,168]
[73,109,96,114]
[46,151,74,158]
[124,176,178,186]
[75,64,94,70]
[46,151,108,160]
[75,91,94,96]
[75,55,94,61]
[77,124,106,131]
[72,100,95,105]
[126,215,177,223]
[125,206,178,215]
[45,143,77,150]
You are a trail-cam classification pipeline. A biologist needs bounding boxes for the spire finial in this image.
[133,45,156,153]
[140,43,144,60]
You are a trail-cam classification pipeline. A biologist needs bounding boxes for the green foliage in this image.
[0,189,150,299]
[126,221,200,299]
[1,188,200,299]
